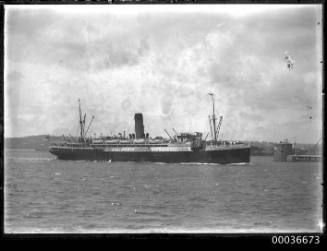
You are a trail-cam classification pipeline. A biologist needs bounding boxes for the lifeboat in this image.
[133,139,145,143]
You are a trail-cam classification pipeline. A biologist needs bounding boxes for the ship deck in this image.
[49,143,249,152]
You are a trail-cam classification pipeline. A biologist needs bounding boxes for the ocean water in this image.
[4,149,323,233]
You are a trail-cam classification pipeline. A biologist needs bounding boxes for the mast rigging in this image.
[208,93,217,141]
[216,116,223,140]
[164,129,174,141]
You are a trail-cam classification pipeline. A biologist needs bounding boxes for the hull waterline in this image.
[49,147,250,164]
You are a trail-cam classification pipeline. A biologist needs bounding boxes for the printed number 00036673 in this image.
[272,235,320,244]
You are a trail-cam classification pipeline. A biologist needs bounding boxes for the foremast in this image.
[208,93,223,142]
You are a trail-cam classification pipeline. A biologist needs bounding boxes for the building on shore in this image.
[273,140,293,162]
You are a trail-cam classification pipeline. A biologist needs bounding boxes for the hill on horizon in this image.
[4,135,319,155]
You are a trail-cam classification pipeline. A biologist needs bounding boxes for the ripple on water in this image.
[5,151,323,233]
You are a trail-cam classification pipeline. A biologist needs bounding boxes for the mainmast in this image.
[208,93,217,141]
[78,99,95,143]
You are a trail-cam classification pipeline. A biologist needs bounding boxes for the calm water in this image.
[4,149,323,233]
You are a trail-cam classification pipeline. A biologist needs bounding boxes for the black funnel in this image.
[134,113,144,139]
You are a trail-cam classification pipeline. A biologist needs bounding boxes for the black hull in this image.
[49,147,250,164]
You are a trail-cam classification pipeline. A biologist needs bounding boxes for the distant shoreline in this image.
[4,135,319,156]
[3,135,318,146]
[5,148,36,151]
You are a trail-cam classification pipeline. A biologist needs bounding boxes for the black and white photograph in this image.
[3,3,323,234]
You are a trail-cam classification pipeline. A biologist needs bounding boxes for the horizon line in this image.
[3,134,321,145]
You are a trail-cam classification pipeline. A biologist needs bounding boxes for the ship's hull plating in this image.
[49,147,250,164]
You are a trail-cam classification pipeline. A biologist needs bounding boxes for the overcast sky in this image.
[4,4,323,143]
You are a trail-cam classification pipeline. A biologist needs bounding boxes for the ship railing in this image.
[91,139,169,144]
[205,143,249,150]
[49,145,93,151]
[90,143,169,147]
[103,146,192,152]
[50,142,86,146]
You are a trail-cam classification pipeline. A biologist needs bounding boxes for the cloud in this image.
[4,5,323,143]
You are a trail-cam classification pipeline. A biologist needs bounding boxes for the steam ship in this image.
[49,94,250,164]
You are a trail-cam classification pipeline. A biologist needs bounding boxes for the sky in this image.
[4,4,323,143]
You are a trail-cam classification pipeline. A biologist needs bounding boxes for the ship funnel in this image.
[134,113,145,139]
